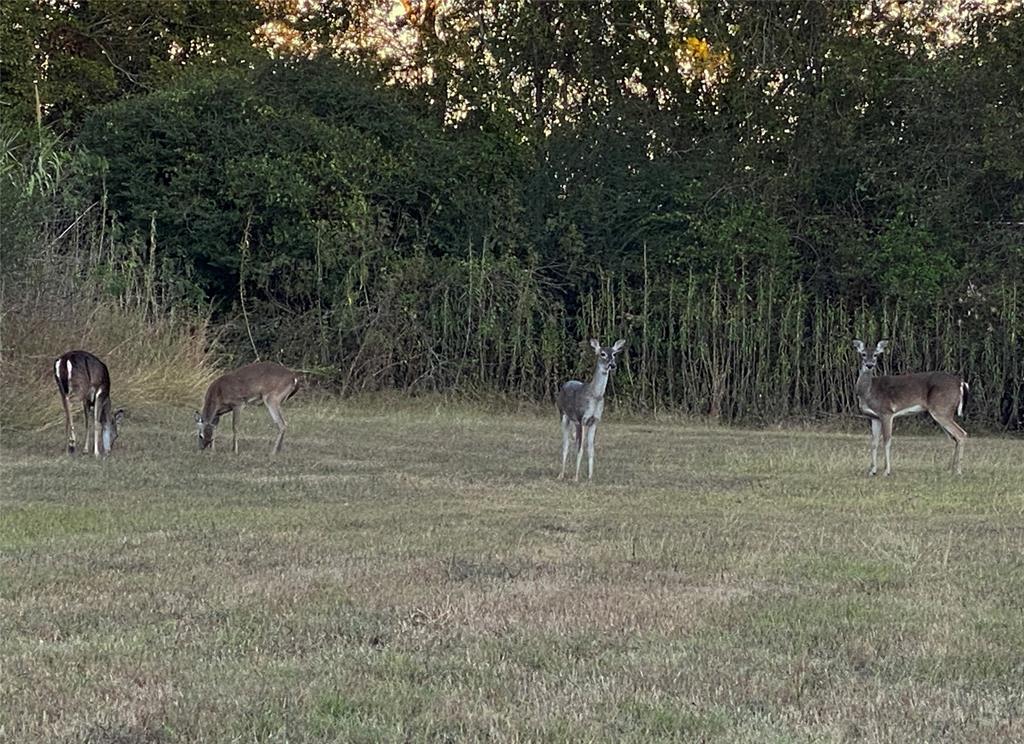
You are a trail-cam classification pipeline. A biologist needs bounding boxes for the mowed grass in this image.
[2,400,1023,743]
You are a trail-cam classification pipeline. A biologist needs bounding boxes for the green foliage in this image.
[0,0,268,132]
[872,217,953,305]
[78,59,530,304]
[3,2,1023,428]
[687,205,797,282]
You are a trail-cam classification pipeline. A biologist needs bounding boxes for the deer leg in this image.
[881,416,895,476]
[868,417,881,476]
[266,398,287,454]
[930,411,967,475]
[61,395,75,454]
[82,401,92,456]
[953,424,967,476]
[558,414,572,480]
[93,392,103,459]
[586,424,597,480]
[231,407,241,454]
[574,423,587,482]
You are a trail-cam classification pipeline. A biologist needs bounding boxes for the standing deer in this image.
[53,350,125,458]
[558,338,626,481]
[194,361,299,454]
[852,339,968,476]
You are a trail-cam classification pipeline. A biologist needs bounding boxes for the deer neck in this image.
[201,386,226,422]
[587,363,610,400]
[855,368,875,399]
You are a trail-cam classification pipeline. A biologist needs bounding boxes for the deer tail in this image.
[958,380,968,417]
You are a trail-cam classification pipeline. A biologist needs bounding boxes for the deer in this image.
[53,350,126,458]
[557,338,626,481]
[194,361,300,454]
[852,339,968,476]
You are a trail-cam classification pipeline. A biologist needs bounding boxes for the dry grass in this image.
[0,296,215,432]
[1,400,1023,742]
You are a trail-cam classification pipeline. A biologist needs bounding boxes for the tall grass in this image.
[1,287,214,432]
[239,244,1022,430]
[1,131,215,433]
[582,270,1022,427]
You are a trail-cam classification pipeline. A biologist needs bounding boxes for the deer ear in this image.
[589,338,601,353]
[194,411,202,424]
[852,339,865,353]
[113,409,126,424]
[875,340,889,354]
[611,338,626,353]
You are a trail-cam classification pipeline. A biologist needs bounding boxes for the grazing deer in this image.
[53,350,125,458]
[194,361,299,454]
[852,339,968,476]
[557,338,626,481]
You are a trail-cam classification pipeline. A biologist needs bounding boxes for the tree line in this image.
[2,1,1022,427]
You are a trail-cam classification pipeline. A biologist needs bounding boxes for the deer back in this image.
[203,362,297,417]
[55,350,111,406]
[863,372,962,415]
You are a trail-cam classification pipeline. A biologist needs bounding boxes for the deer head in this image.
[590,338,626,374]
[101,409,126,454]
[852,339,888,374]
[194,411,217,450]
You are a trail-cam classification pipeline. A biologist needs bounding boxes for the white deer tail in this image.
[958,381,968,417]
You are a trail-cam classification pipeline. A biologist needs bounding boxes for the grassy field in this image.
[2,399,1022,743]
